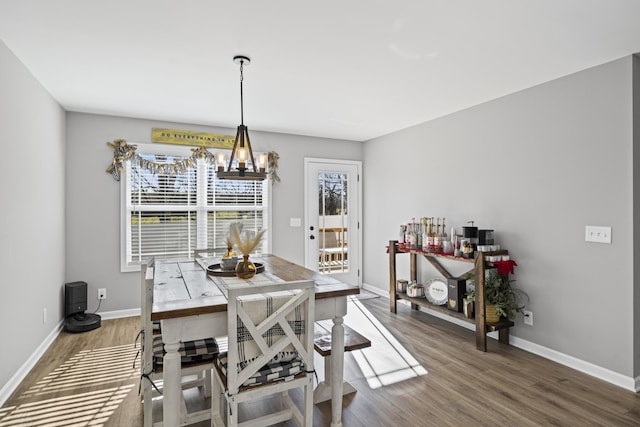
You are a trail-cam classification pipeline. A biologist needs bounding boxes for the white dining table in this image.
[152,254,360,427]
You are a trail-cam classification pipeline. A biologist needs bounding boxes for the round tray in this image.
[207,262,265,277]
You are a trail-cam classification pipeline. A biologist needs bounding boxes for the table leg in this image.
[163,340,181,427]
[314,354,358,404]
[330,316,345,427]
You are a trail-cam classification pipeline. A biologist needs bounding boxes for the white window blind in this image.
[121,147,269,271]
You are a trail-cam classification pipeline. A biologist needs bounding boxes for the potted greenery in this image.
[483,270,528,322]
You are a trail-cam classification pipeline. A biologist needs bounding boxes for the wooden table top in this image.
[152,254,360,321]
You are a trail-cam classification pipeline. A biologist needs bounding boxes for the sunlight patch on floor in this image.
[0,344,139,427]
[23,344,138,397]
[0,384,134,427]
[345,298,427,389]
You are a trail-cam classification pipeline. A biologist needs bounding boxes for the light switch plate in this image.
[585,226,611,244]
[289,218,301,227]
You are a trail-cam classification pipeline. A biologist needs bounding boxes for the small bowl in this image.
[220,256,238,271]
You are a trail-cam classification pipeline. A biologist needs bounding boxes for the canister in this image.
[478,229,494,245]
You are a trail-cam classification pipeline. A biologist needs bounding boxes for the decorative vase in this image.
[236,255,256,279]
[463,298,475,319]
[221,247,238,271]
[485,304,500,323]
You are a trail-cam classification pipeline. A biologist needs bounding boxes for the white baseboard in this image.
[0,308,142,407]
[0,319,64,407]
[97,308,140,320]
[509,336,639,392]
[362,283,387,297]
[362,283,638,393]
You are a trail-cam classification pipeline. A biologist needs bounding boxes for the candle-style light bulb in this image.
[238,147,247,170]
[216,152,226,172]
[258,153,267,173]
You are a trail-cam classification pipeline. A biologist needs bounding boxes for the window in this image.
[121,144,270,271]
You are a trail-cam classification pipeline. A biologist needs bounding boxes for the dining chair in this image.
[140,257,219,427]
[211,279,315,427]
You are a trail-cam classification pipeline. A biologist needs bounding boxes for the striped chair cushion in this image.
[216,352,304,387]
[152,335,218,368]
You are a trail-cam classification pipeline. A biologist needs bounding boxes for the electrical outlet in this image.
[98,288,106,300]
[523,310,533,326]
[585,225,612,244]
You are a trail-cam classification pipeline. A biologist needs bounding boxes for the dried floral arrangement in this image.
[229,223,266,256]
[225,236,236,252]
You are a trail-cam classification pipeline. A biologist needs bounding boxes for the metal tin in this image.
[478,229,494,245]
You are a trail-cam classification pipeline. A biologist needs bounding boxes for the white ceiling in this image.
[1,1,639,142]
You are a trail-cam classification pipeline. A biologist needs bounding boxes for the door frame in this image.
[303,157,362,286]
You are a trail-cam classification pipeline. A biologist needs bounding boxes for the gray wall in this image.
[633,55,640,380]
[65,113,362,314]
[363,55,636,379]
[0,40,66,392]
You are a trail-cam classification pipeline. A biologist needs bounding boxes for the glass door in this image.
[304,159,361,286]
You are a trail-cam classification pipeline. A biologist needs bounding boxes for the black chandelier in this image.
[216,55,267,181]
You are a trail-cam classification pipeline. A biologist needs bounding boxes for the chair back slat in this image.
[140,258,155,376]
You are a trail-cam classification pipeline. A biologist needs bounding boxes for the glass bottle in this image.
[440,218,453,254]
[426,217,435,251]
[421,217,429,252]
[434,218,442,250]
[441,218,447,241]
[408,218,417,249]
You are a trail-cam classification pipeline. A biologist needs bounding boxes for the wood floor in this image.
[2,295,639,426]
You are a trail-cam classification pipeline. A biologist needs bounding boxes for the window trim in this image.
[120,142,272,272]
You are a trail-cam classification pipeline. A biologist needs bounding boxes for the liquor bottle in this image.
[409,218,417,249]
[434,217,442,250]
[426,217,435,251]
[441,218,448,242]
[440,218,453,254]
[421,217,429,252]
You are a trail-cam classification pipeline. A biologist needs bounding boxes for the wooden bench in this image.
[313,320,372,404]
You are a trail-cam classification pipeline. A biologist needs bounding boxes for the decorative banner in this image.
[105,139,215,181]
[152,128,235,149]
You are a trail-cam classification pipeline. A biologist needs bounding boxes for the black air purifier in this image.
[65,281,101,332]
